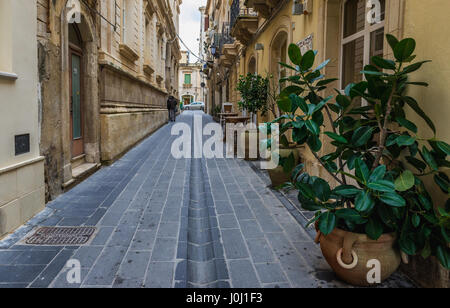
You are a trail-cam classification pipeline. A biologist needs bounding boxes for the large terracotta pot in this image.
[317,227,401,286]
[267,145,300,187]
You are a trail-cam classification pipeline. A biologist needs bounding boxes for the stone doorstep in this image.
[63,163,101,191]
[71,154,86,169]
[72,163,100,179]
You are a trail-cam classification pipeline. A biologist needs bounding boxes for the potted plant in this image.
[258,74,309,187]
[273,35,450,286]
[212,105,222,122]
[236,73,269,161]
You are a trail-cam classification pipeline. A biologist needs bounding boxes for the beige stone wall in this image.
[100,110,168,162]
[0,0,45,238]
[0,160,45,238]
[99,58,171,163]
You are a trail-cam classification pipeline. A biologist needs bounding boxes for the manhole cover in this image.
[24,227,97,246]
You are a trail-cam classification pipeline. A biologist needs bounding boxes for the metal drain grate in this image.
[25,227,96,246]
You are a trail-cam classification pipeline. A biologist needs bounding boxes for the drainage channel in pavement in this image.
[174,115,230,288]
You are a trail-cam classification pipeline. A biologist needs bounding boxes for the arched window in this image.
[270,31,288,92]
[341,0,386,88]
[248,57,256,75]
[69,23,83,49]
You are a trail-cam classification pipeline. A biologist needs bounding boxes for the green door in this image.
[71,52,83,157]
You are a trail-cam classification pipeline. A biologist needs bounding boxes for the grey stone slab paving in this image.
[145,261,175,288]
[0,112,416,288]
[228,259,260,288]
[255,263,288,284]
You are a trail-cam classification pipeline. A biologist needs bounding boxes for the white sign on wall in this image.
[297,34,314,55]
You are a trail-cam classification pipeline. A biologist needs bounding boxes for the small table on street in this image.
[223,116,251,144]
[224,116,251,125]
[218,112,238,127]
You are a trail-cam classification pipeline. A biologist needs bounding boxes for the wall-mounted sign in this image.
[297,34,314,55]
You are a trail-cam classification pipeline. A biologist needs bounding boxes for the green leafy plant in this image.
[273,35,450,269]
[236,73,269,119]
[212,105,222,117]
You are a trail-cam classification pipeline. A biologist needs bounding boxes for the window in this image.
[144,17,150,64]
[121,0,133,45]
[184,74,191,85]
[341,0,386,88]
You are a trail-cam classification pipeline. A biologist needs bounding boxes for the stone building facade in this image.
[0,0,45,238]
[98,0,182,163]
[179,51,206,105]
[205,0,450,287]
[36,0,181,201]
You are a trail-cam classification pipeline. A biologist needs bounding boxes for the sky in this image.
[179,0,206,62]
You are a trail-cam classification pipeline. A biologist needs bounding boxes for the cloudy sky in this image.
[180,0,206,62]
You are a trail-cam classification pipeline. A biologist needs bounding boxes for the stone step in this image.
[72,163,100,180]
[71,154,86,169]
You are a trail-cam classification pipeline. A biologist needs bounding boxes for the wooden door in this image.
[70,50,84,158]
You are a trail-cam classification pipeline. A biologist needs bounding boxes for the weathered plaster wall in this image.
[37,0,101,200]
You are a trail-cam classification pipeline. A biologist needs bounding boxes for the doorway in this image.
[69,24,84,158]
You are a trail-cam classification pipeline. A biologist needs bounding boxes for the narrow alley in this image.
[0,112,414,288]
[1,0,449,291]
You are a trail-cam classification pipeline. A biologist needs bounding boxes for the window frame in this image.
[122,3,126,43]
[184,73,192,85]
[339,0,386,90]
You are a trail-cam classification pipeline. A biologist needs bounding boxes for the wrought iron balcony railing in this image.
[230,0,258,30]
[219,22,235,52]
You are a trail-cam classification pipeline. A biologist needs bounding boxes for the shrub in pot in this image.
[236,73,270,161]
[261,74,310,187]
[274,35,450,286]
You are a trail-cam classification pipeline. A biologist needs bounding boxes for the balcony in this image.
[183,83,192,88]
[218,23,235,53]
[245,0,282,19]
[230,0,259,45]
[219,23,239,66]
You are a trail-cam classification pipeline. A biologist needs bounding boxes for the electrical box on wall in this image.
[293,0,313,15]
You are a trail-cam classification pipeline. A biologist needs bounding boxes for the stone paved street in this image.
[0,112,415,288]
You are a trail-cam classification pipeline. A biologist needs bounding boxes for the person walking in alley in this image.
[167,95,177,122]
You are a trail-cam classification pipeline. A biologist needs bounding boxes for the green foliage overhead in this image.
[270,35,450,269]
